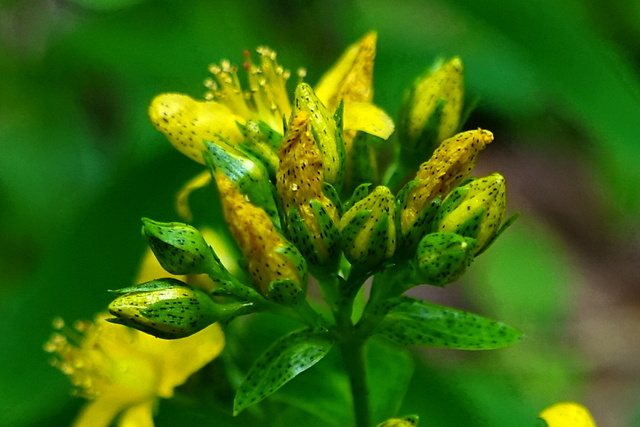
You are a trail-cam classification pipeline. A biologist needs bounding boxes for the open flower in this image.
[44,314,224,427]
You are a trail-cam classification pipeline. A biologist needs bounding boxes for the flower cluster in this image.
[49,32,523,427]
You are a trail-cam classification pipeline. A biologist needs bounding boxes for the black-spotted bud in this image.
[397,58,464,165]
[414,232,477,286]
[397,129,494,251]
[141,218,214,275]
[340,185,396,270]
[107,278,246,339]
[435,173,510,255]
[376,415,419,427]
[293,83,346,190]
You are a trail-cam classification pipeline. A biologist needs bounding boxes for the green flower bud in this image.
[293,83,346,190]
[435,173,509,255]
[108,278,244,339]
[204,139,281,228]
[377,415,419,427]
[141,218,214,275]
[397,57,464,170]
[340,185,396,270]
[414,232,477,286]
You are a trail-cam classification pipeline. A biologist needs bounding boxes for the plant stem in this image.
[339,338,370,427]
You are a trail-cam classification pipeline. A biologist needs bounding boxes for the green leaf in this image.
[233,328,334,415]
[375,297,523,349]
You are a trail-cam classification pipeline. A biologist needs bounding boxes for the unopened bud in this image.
[414,232,477,286]
[340,186,396,270]
[108,278,241,339]
[293,83,346,189]
[435,173,509,255]
[141,218,213,275]
[397,57,464,166]
[398,128,493,250]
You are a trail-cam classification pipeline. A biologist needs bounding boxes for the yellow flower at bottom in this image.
[45,314,224,427]
[539,402,597,427]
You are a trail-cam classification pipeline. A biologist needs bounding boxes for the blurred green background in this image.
[2,0,640,426]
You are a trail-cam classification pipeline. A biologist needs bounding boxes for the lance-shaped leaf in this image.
[233,329,333,415]
[375,297,523,349]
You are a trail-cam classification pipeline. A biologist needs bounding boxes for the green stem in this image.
[339,338,370,427]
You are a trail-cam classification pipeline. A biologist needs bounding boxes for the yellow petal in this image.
[216,173,305,294]
[315,32,376,110]
[344,101,394,140]
[72,397,136,427]
[117,401,155,427]
[175,170,212,221]
[539,402,597,427]
[149,93,244,164]
[139,322,225,398]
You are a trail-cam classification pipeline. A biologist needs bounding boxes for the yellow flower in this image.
[539,402,597,427]
[44,314,224,427]
[149,33,394,220]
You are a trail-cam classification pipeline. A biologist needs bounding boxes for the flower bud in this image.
[141,218,215,276]
[276,110,341,271]
[215,173,307,300]
[107,278,240,339]
[435,173,508,255]
[414,232,477,286]
[376,416,419,427]
[397,57,464,166]
[398,129,493,250]
[293,83,346,189]
[340,185,396,270]
[148,93,244,164]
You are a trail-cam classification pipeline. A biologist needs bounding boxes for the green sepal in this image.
[285,201,341,274]
[204,140,281,228]
[267,278,304,305]
[210,279,266,304]
[476,212,519,256]
[395,179,442,255]
[345,182,372,211]
[535,418,549,427]
[374,296,523,349]
[322,181,343,216]
[233,328,334,415]
[239,120,282,178]
[414,232,477,287]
